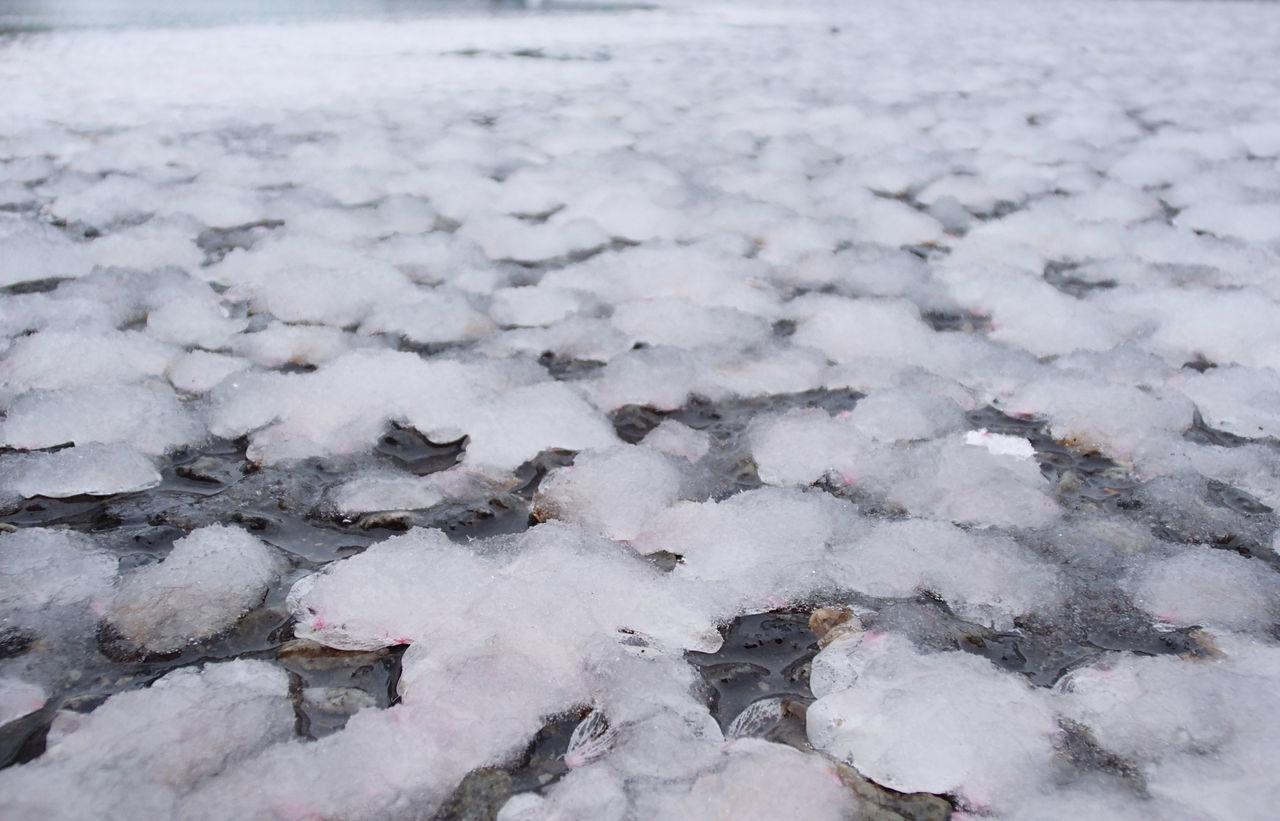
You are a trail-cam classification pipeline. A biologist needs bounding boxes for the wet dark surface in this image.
[1043,260,1117,299]
[687,612,817,731]
[0,421,568,771]
[430,707,586,819]
[196,219,284,266]
[965,405,1138,507]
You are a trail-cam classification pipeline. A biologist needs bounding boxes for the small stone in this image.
[810,607,862,647]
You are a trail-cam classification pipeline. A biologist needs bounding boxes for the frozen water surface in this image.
[2,0,1280,817]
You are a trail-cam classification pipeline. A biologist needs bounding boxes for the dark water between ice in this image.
[0,0,592,33]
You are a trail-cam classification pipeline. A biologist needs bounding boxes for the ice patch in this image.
[3,442,160,498]
[534,445,686,541]
[965,428,1035,459]
[808,632,1059,809]
[1126,549,1278,632]
[832,518,1060,628]
[1,382,204,456]
[0,529,117,620]
[640,419,712,462]
[0,660,292,820]
[0,678,46,727]
[106,525,278,653]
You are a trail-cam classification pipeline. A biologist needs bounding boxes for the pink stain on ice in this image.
[275,799,327,821]
[860,630,887,647]
[958,789,992,814]
[766,596,789,609]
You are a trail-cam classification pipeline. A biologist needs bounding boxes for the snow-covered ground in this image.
[3,0,1280,817]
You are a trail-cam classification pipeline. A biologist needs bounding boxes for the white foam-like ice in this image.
[0,528,117,619]
[535,445,687,541]
[3,443,161,498]
[107,525,278,653]
[831,518,1060,628]
[0,660,292,820]
[3,0,1280,816]
[1,382,204,456]
[808,631,1060,810]
[1127,548,1278,632]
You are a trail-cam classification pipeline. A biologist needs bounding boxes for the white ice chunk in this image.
[642,739,859,821]
[808,632,1058,809]
[586,345,830,412]
[1233,121,1280,157]
[1108,148,1206,188]
[552,184,690,244]
[1127,549,1278,631]
[165,350,251,394]
[0,213,90,287]
[49,173,162,228]
[209,350,503,464]
[0,329,175,397]
[789,295,938,367]
[324,467,502,517]
[610,299,771,350]
[1176,365,1280,439]
[359,287,495,344]
[144,283,246,350]
[4,443,160,498]
[0,528,116,621]
[489,285,598,328]
[832,519,1060,628]
[106,525,278,653]
[458,215,608,264]
[460,381,620,473]
[289,523,721,658]
[1055,630,1280,816]
[851,387,967,442]
[751,412,1058,528]
[630,487,866,611]
[1,382,203,456]
[0,660,291,820]
[87,218,205,272]
[212,235,418,327]
[542,243,776,316]
[535,446,686,541]
[1005,375,1193,466]
[1176,203,1280,246]
[964,428,1035,459]
[0,678,46,727]
[229,321,354,369]
[641,420,711,462]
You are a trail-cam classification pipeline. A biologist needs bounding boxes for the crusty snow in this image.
[2,0,1280,817]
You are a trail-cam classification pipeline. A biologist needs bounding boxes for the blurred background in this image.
[0,0,571,32]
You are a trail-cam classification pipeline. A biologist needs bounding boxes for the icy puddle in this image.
[4,0,1280,817]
